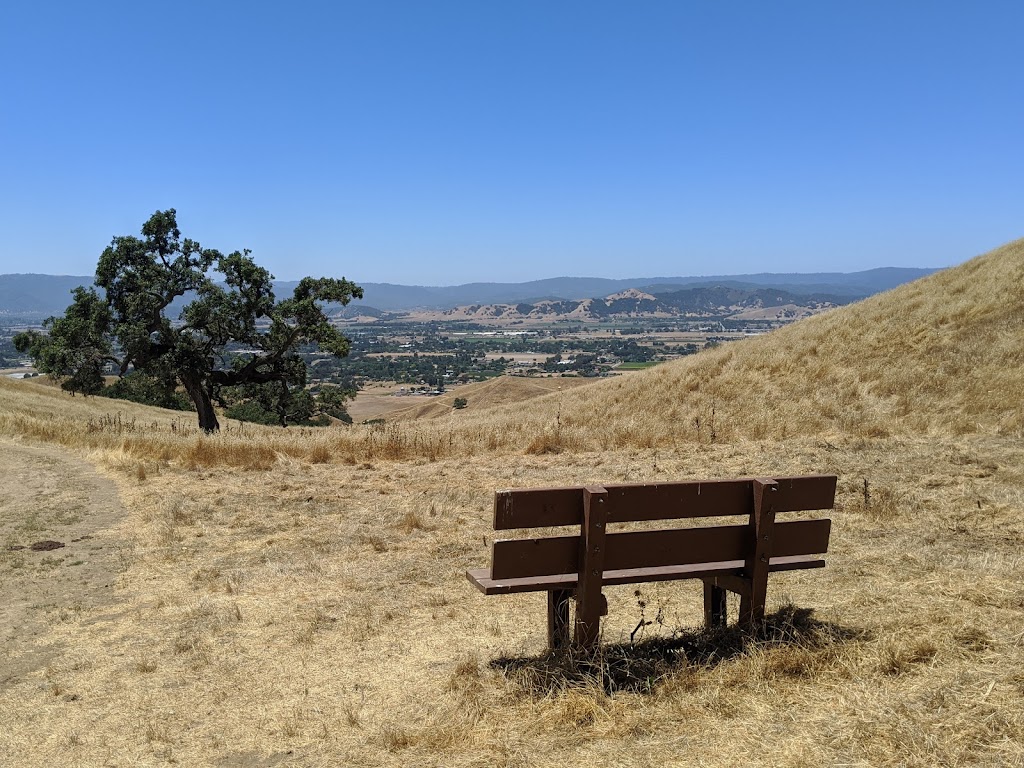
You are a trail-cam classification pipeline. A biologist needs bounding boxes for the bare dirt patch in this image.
[0,438,125,689]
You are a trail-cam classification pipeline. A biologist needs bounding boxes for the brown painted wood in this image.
[574,486,609,650]
[547,588,572,651]
[740,479,778,625]
[490,518,831,580]
[475,473,835,651]
[703,582,728,628]
[704,573,753,597]
[494,486,581,530]
[493,475,837,530]
[466,554,826,595]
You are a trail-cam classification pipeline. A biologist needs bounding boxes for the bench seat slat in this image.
[467,555,826,595]
[494,475,837,530]
[491,518,831,580]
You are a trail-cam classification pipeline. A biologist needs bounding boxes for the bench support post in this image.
[547,589,572,652]
[703,581,728,628]
[574,486,609,652]
[740,478,778,627]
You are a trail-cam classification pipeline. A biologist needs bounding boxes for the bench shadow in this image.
[490,604,869,695]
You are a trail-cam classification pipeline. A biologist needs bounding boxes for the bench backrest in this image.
[490,475,837,581]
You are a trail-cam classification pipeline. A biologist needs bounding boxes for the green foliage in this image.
[453,397,468,409]
[15,209,362,431]
[222,379,313,426]
[223,381,355,427]
[0,334,24,367]
[315,385,355,424]
[101,372,192,411]
[224,398,287,426]
[14,287,113,395]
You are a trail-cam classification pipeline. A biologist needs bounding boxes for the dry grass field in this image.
[1,238,1023,766]
[389,375,597,421]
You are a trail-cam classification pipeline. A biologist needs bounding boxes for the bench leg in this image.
[739,588,767,627]
[704,581,728,629]
[547,589,572,652]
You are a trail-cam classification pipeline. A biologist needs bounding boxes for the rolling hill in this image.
[420,237,1024,453]
[1,239,1022,768]
[2,239,1020,460]
[388,375,597,421]
[420,285,847,323]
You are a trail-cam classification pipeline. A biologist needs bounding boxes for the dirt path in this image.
[0,438,125,689]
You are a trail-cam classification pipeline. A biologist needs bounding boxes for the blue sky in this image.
[1,2,1021,285]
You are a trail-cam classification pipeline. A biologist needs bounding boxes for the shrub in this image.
[102,373,192,411]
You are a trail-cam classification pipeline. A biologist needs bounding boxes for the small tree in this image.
[315,385,356,424]
[15,209,362,432]
[453,397,468,410]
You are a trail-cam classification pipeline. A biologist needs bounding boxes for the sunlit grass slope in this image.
[389,375,596,421]
[432,237,1024,453]
[2,237,1021,466]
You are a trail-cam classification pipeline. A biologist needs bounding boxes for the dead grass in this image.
[389,374,597,421]
[1,432,1021,766]
[493,603,864,695]
[1,239,1024,765]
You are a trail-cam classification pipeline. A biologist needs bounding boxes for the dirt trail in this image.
[0,438,125,689]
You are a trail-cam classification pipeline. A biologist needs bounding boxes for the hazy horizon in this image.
[0,265,942,290]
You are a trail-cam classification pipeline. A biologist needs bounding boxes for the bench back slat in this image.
[493,475,837,530]
[490,518,831,580]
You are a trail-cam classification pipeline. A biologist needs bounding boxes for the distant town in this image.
[0,267,936,420]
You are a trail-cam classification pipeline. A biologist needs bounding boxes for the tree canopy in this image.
[15,209,362,432]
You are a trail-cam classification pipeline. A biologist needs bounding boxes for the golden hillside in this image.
[424,237,1024,454]
[2,238,1021,467]
[1,240,1023,767]
[389,375,596,421]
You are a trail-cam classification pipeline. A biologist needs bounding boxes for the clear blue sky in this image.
[1,1,1021,285]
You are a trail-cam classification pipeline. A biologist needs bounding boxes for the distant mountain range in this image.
[0,267,940,321]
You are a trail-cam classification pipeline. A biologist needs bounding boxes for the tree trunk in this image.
[180,373,220,433]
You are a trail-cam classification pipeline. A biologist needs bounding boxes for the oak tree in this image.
[15,209,362,432]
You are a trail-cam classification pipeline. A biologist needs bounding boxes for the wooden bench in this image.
[467,474,837,652]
